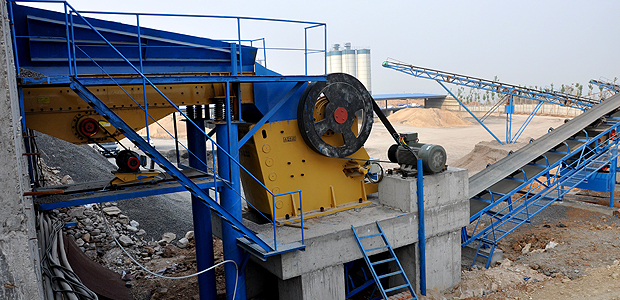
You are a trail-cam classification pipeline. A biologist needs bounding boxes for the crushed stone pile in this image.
[452,140,529,176]
[36,132,193,242]
[387,107,473,128]
[36,131,116,183]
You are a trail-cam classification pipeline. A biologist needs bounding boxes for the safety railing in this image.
[464,121,620,250]
[10,0,324,253]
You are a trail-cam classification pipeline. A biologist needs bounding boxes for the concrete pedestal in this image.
[217,167,469,299]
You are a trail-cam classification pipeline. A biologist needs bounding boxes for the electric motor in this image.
[388,143,447,174]
[115,150,141,173]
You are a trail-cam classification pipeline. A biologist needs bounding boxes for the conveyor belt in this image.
[469,93,620,199]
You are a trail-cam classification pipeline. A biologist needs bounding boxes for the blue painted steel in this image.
[238,81,305,149]
[416,159,426,296]
[437,81,504,144]
[11,4,257,75]
[70,78,274,252]
[511,102,543,143]
[187,113,217,300]
[590,79,620,94]
[382,60,600,144]
[216,122,246,300]
[38,178,220,211]
[252,64,310,122]
[351,221,419,300]
[383,60,597,110]
[465,122,620,267]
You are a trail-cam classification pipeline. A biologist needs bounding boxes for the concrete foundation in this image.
[0,1,44,298]
[229,166,469,299]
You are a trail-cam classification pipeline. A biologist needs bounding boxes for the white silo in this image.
[342,42,356,77]
[328,44,342,74]
[356,48,371,93]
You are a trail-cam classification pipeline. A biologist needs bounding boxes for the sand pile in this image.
[138,113,186,139]
[387,108,472,128]
[452,140,528,175]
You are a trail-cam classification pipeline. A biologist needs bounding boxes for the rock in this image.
[81,218,93,226]
[85,250,97,260]
[161,232,177,243]
[545,241,559,250]
[177,238,189,249]
[612,273,619,279]
[136,229,146,236]
[75,238,85,247]
[162,244,179,258]
[499,258,512,268]
[118,235,135,247]
[67,207,85,217]
[82,233,91,243]
[490,282,498,292]
[130,220,139,227]
[61,175,74,184]
[185,231,194,240]
[521,243,532,254]
[102,206,122,216]
[126,225,139,233]
[102,248,123,265]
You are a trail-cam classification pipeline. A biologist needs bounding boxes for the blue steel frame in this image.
[11,1,327,299]
[591,79,620,95]
[464,122,620,267]
[383,59,598,144]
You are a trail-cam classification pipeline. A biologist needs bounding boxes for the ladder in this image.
[351,221,418,300]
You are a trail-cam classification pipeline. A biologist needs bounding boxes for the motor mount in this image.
[115,150,141,173]
[297,73,373,158]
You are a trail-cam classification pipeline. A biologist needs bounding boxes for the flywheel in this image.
[297,73,373,158]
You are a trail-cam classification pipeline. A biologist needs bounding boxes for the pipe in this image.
[417,158,426,295]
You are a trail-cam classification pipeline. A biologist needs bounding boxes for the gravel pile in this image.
[48,205,194,276]
[36,132,116,183]
[36,131,194,243]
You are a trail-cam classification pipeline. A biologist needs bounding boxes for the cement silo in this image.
[342,42,356,77]
[327,44,342,74]
[356,48,371,93]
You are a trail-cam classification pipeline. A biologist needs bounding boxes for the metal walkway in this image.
[464,93,620,267]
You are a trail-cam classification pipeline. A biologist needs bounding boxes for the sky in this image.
[22,0,620,95]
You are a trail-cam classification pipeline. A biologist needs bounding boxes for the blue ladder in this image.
[351,221,419,300]
[69,78,278,254]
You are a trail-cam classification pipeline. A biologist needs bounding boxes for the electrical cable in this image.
[38,212,99,300]
[96,204,239,300]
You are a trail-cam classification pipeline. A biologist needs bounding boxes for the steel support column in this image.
[187,106,217,300]
[216,122,246,300]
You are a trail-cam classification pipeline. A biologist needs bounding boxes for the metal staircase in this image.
[69,77,302,256]
[465,95,620,267]
[351,221,418,300]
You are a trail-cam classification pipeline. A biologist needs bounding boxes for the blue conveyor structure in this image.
[382,59,599,144]
[590,79,620,95]
[465,93,620,267]
[383,58,620,268]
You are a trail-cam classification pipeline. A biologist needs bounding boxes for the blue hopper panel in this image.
[11,4,257,75]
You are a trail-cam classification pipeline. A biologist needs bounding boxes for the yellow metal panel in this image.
[239,120,371,222]
[22,82,254,144]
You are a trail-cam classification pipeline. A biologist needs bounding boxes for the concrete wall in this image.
[0,1,43,299]
[430,97,581,117]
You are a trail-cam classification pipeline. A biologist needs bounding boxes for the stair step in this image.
[384,284,410,293]
[359,233,382,239]
[371,257,396,266]
[377,270,402,280]
[365,245,388,252]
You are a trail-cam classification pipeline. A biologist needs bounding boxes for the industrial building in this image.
[1,1,619,300]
